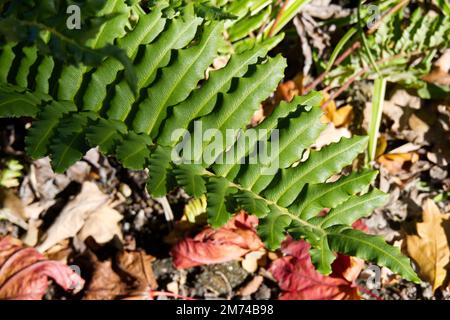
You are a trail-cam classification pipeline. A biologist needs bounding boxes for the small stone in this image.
[430,165,448,180]
[119,183,132,198]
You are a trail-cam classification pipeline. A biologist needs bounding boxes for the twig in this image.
[156,196,174,224]
[322,68,368,107]
[304,42,361,93]
[356,284,384,300]
[367,0,410,35]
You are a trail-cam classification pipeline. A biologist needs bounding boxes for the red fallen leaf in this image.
[270,221,367,300]
[171,211,264,269]
[0,236,84,300]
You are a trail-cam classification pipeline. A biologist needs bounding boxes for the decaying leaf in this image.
[0,236,84,300]
[37,181,122,252]
[270,221,367,300]
[241,249,267,273]
[422,49,450,87]
[406,199,450,292]
[377,152,419,174]
[83,250,157,300]
[0,188,27,229]
[171,212,264,269]
[77,205,123,244]
[270,237,363,300]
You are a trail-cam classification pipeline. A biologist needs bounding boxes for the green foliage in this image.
[0,0,137,89]
[150,0,310,52]
[327,4,450,99]
[0,3,419,282]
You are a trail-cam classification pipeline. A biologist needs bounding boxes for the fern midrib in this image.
[296,170,374,218]
[203,169,325,235]
[217,93,323,178]
[269,137,365,202]
[52,130,84,172]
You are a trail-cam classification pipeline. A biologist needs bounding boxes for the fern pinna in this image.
[0,2,419,282]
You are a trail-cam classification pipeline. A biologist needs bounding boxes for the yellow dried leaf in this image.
[321,95,353,127]
[406,199,450,292]
[377,152,419,174]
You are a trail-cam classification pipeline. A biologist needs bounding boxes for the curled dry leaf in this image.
[77,205,123,244]
[270,237,363,300]
[0,236,84,300]
[406,199,450,292]
[270,221,367,300]
[171,212,264,269]
[37,181,122,252]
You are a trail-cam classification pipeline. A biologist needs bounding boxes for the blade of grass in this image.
[358,0,380,75]
[325,27,357,73]
[435,0,450,16]
[368,77,387,162]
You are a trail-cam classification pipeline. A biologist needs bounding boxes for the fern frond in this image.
[0,4,419,282]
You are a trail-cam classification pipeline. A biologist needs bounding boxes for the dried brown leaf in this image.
[406,199,450,292]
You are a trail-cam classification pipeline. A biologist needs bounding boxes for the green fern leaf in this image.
[25,101,77,159]
[50,112,97,173]
[291,169,378,220]
[116,132,152,170]
[173,164,207,198]
[0,84,45,118]
[326,225,421,283]
[147,145,172,197]
[86,119,128,154]
[317,189,389,228]
[258,205,292,250]
[264,136,369,207]
[234,190,270,218]
[206,176,233,228]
